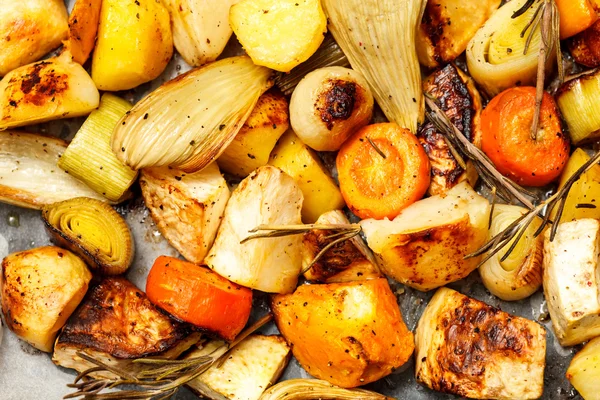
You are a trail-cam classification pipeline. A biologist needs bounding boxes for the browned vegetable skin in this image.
[416,0,501,68]
[417,64,482,196]
[52,277,201,378]
[272,278,414,388]
[64,0,102,65]
[415,288,546,399]
[569,19,600,67]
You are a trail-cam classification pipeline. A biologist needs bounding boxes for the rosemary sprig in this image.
[367,137,387,159]
[64,314,273,400]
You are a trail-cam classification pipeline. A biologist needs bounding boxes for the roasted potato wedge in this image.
[543,219,600,346]
[0,52,99,130]
[230,0,327,72]
[417,64,482,196]
[64,0,102,65]
[53,277,200,377]
[1,246,91,352]
[0,0,68,76]
[205,166,303,294]
[361,182,490,291]
[416,0,500,68]
[218,91,289,177]
[140,163,230,265]
[415,288,546,399]
[186,335,291,400]
[566,336,600,400]
[272,278,414,388]
[269,130,345,223]
[92,0,173,91]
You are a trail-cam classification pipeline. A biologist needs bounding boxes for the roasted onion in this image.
[260,379,390,400]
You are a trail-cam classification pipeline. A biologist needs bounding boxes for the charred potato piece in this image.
[415,288,546,399]
[417,64,482,196]
[1,246,91,352]
[186,335,291,400]
[0,0,68,76]
[272,278,414,388]
[416,0,501,68]
[569,20,600,67]
[140,163,230,265]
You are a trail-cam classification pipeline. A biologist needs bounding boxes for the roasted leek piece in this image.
[417,64,482,196]
[58,94,136,202]
[0,131,109,209]
[1,246,91,352]
[186,335,291,400]
[42,197,134,275]
[322,0,425,133]
[566,336,600,399]
[361,182,490,291]
[479,204,543,301]
[556,70,600,145]
[140,163,230,265]
[0,52,99,129]
[415,288,546,399]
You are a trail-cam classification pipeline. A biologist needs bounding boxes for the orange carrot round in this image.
[481,86,570,187]
[146,256,252,341]
[336,123,430,220]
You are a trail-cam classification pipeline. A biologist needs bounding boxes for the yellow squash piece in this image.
[269,130,345,223]
[92,0,173,91]
[230,0,327,72]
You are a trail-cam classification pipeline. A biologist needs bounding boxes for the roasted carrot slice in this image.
[481,86,570,187]
[556,0,597,40]
[336,123,430,220]
[146,256,253,342]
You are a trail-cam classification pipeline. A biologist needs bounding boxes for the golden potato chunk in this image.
[567,336,600,400]
[1,246,91,352]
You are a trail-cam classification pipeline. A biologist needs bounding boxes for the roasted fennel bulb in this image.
[260,379,391,400]
[0,131,109,209]
[566,336,600,400]
[322,0,424,133]
[479,205,543,301]
[556,70,600,145]
[466,0,554,96]
[112,56,272,173]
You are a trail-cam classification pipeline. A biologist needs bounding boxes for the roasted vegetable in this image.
[556,69,600,144]
[361,182,490,291]
[0,131,109,209]
[337,123,430,220]
[566,336,600,399]
[65,0,102,65]
[218,91,289,177]
[289,67,374,152]
[303,210,380,283]
[42,197,134,275]
[58,93,136,202]
[1,246,91,352]
[569,20,600,67]
[92,0,173,91]
[322,0,424,133]
[52,277,200,377]
[416,0,500,68]
[146,256,252,342]
[140,163,230,264]
[205,166,303,294]
[230,0,327,72]
[111,56,272,172]
[543,219,600,346]
[269,130,345,223]
[467,0,552,96]
[417,64,482,196]
[0,0,68,76]
[273,278,414,388]
[163,0,239,67]
[556,0,597,40]
[260,379,391,400]
[479,205,543,301]
[415,288,546,399]
[0,52,99,130]
[186,335,291,400]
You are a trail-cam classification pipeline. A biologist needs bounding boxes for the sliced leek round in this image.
[479,204,543,301]
[260,379,390,400]
[42,197,134,275]
[556,70,600,145]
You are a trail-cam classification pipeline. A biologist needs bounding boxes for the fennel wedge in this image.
[42,197,134,275]
[322,0,424,133]
[111,56,272,173]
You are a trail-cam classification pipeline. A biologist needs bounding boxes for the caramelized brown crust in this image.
[316,79,357,130]
[569,20,600,68]
[303,228,364,280]
[56,277,190,359]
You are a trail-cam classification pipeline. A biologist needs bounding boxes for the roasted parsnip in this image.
[1,246,92,352]
[140,163,230,265]
[566,336,600,400]
[64,0,102,65]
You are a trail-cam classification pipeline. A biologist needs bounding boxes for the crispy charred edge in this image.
[5,60,69,109]
[555,68,600,99]
[419,1,453,66]
[303,228,365,282]
[316,79,360,130]
[568,20,600,68]
[57,277,192,359]
[241,90,289,132]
